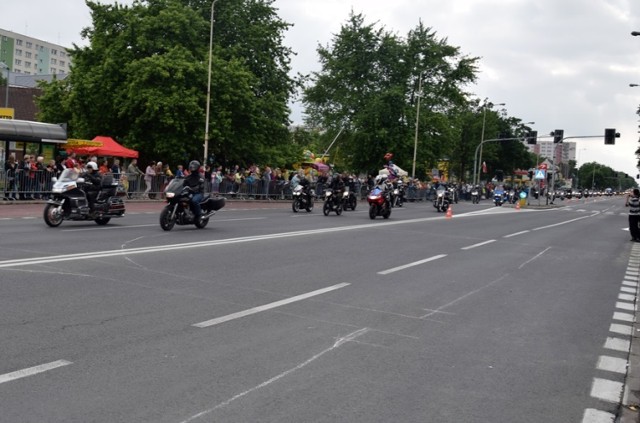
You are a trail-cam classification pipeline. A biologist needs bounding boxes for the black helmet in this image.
[188,160,200,172]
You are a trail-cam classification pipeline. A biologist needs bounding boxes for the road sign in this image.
[534,170,546,180]
[538,163,548,170]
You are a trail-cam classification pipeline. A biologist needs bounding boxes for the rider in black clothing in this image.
[183,160,204,219]
[82,161,102,211]
[299,174,312,204]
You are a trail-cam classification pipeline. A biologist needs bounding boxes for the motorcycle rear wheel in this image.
[305,198,314,213]
[350,197,357,211]
[336,203,343,215]
[43,204,64,227]
[159,207,176,231]
[292,199,300,213]
[383,206,391,219]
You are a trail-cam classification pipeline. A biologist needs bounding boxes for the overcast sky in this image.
[3,0,640,178]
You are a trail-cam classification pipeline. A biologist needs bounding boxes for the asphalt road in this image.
[0,196,637,423]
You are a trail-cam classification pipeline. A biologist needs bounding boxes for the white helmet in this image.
[86,161,98,171]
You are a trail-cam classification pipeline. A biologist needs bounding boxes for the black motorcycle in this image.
[44,169,125,227]
[323,189,343,216]
[159,178,226,231]
[292,184,314,213]
[471,187,480,204]
[342,186,358,211]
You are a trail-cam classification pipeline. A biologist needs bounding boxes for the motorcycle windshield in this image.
[58,168,80,182]
[164,178,185,194]
[370,187,382,196]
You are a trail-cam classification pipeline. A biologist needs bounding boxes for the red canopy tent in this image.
[67,136,139,158]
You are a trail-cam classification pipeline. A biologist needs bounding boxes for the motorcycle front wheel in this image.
[369,204,377,220]
[350,197,357,211]
[305,198,314,213]
[292,199,300,213]
[95,217,111,225]
[195,216,209,229]
[159,207,176,231]
[383,205,391,219]
[323,202,330,216]
[43,204,64,227]
[336,203,343,215]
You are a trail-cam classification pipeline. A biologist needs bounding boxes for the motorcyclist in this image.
[82,161,102,211]
[298,173,312,204]
[330,173,345,205]
[184,160,204,219]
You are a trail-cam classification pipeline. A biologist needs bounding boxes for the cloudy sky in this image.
[3,0,640,178]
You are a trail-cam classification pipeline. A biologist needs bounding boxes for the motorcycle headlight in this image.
[369,195,380,200]
[165,192,175,199]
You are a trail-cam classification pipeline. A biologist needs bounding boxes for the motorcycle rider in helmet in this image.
[184,160,204,220]
[82,161,102,212]
[298,172,312,204]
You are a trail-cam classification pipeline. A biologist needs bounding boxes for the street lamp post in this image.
[475,102,505,186]
[203,0,219,165]
[412,72,422,180]
[0,62,9,107]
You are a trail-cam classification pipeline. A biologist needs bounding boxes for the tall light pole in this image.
[0,62,9,107]
[412,72,422,180]
[475,102,505,186]
[203,0,219,165]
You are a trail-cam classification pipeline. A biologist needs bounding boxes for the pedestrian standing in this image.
[126,158,144,198]
[626,188,640,242]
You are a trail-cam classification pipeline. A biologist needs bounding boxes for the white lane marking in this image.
[377,254,447,275]
[461,239,496,250]
[620,287,636,294]
[604,337,630,352]
[193,283,350,328]
[503,230,530,238]
[178,328,369,423]
[596,356,628,374]
[61,217,267,232]
[518,246,552,270]
[590,378,623,403]
[618,294,636,302]
[613,312,635,322]
[532,212,599,231]
[609,323,633,336]
[616,302,635,311]
[582,408,615,423]
[623,281,638,287]
[0,360,72,384]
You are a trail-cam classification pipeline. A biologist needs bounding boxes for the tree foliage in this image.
[303,13,479,177]
[36,0,299,168]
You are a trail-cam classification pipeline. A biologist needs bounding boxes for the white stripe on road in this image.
[590,378,623,403]
[596,356,628,374]
[604,337,630,352]
[0,360,72,384]
[461,239,496,250]
[503,230,530,238]
[532,212,599,231]
[613,312,634,322]
[377,254,447,275]
[582,408,615,423]
[616,302,635,311]
[61,218,267,232]
[193,283,350,328]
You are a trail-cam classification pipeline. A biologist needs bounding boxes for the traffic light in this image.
[526,130,537,145]
[553,129,564,143]
[604,128,619,145]
[528,170,534,179]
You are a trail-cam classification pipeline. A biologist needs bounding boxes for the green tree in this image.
[36,0,299,168]
[303,13,478,177]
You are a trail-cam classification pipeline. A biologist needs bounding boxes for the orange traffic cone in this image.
[515,201,521,211]
[446,205,453,219]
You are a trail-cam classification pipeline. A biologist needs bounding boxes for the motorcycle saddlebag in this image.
[107,196,125,213]
[204,197,225,211]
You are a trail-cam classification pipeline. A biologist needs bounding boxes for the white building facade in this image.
[0,28,71,76]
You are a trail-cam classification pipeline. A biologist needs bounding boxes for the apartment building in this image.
[0,28,71,76]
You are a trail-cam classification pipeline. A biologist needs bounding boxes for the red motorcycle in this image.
[367,186,391,219]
